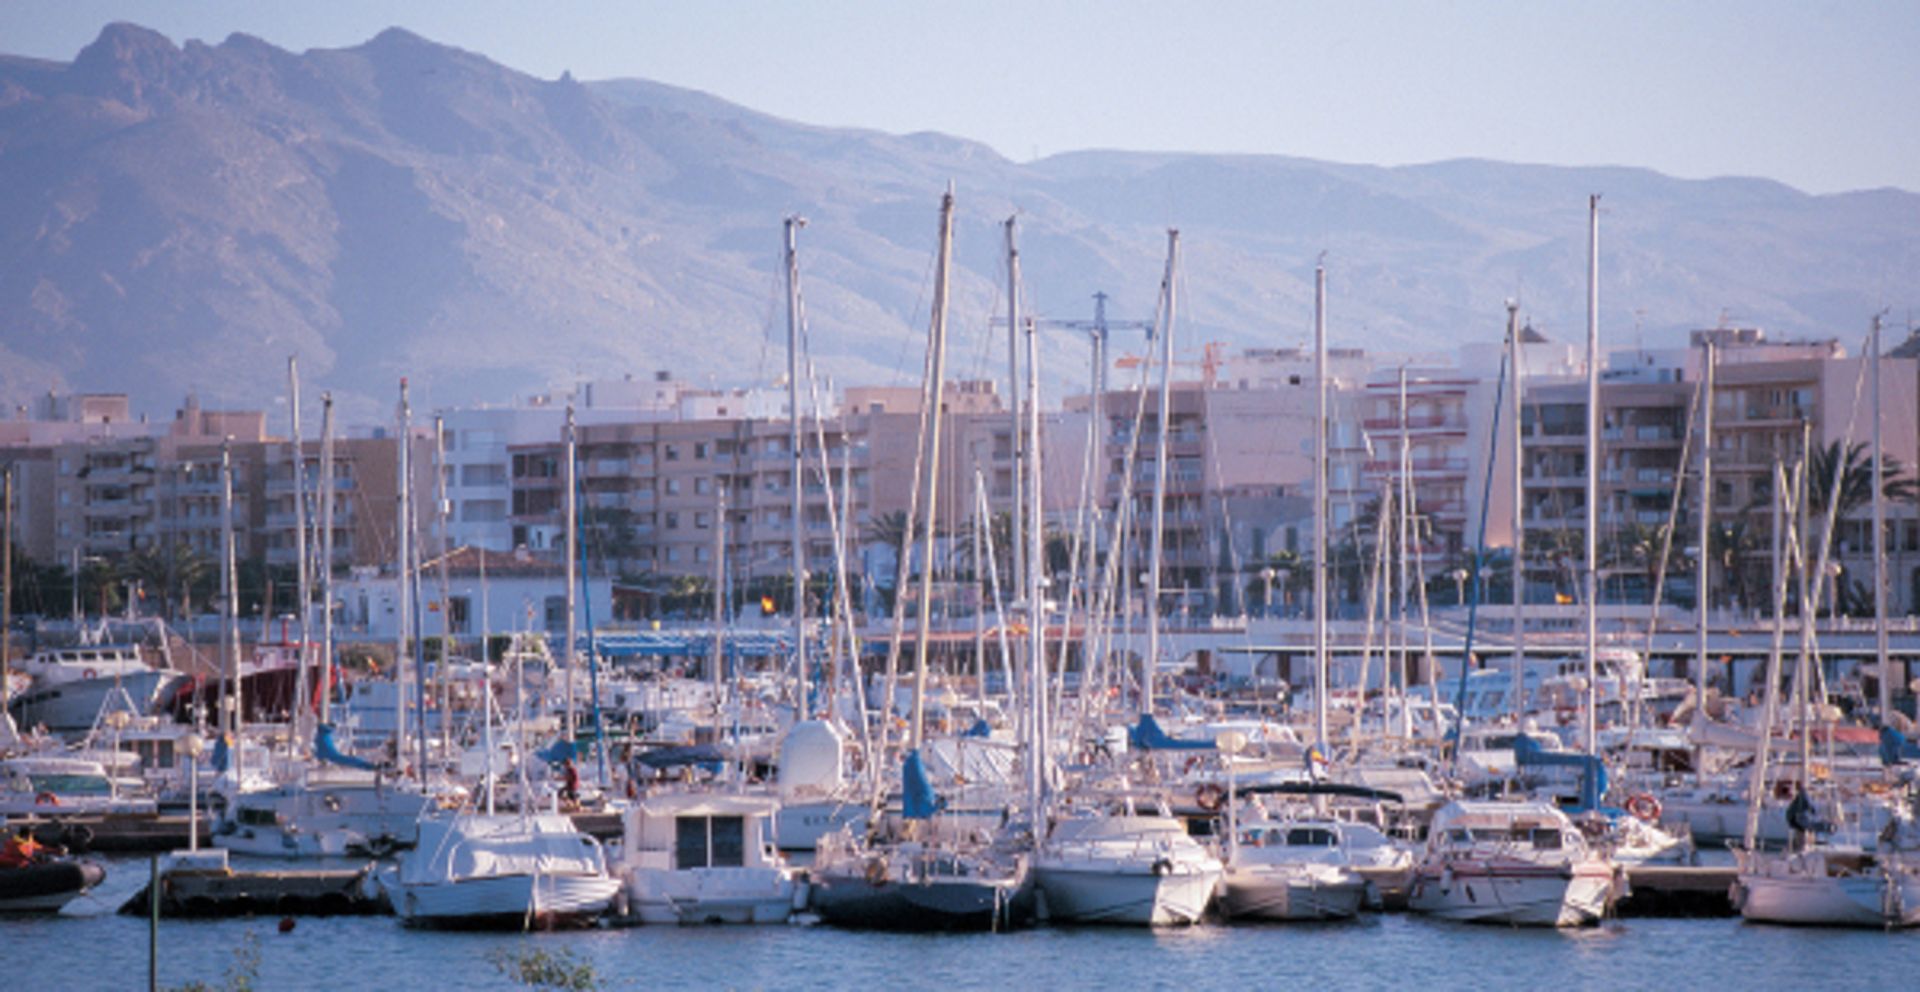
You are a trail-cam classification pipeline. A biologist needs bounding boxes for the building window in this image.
[694,442,709,459]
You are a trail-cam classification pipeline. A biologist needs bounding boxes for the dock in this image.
[18,813,208,853]
[121,857,388,918]
[1617,865,1738,918]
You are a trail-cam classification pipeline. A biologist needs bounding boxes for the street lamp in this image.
[183,732,206,852]
[1824,561,1843,621]
[1260,567,1276,618]
[1215,730,1249,863]
[1450,568,1470,605]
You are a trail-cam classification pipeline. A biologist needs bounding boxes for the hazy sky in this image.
[3,1,1915,194]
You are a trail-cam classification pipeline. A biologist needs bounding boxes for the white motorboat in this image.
[6,644,182,734]
[0,754,157,819]
[618,792,797,925]
[214,772,435,858]
[384,812,621,929]
[1033,800,1221,926]
[1406,800,1618,927]
[1219,815,1373,921]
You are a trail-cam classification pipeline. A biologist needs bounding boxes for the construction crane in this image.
[1114,340,1226,390]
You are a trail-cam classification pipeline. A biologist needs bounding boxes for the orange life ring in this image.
[1195,783,1226,812]
[33,791,59,806]
[82,668,98,680]
[1625,793,1661,823]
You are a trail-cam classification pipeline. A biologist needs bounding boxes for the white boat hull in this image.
[624,866,795,925]
[390,872,621,928]
[1220,868,1367,921]
[1738,866,1920,928]
[1407,866,1613,927]
[1034,864,1218,926]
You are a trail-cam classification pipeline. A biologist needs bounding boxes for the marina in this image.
[1,8,1918,990]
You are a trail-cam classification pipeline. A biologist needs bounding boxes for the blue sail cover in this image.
[210,733,231,773]
[901,748,943,819]
[1512,734,1611,815]
[1128,714,1216,751]
[314,723,378,771]
[962,718,992,738]
[535,738,577,765]
[1880,726,1920,766]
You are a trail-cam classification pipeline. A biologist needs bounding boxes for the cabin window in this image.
[675,815,746,869]
[1531,829,1563,850]
[1285,828,1338,847]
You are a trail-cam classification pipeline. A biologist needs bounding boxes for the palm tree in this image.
[1605,521,1671,605]
[1708,517,1762,614]
[1807,440,1918,521]
[120,544,214,621]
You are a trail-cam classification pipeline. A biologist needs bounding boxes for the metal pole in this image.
[1872,313,1892,719]
[1508,302,1526,724]
[1584,194,1601,755]
[564,405,578,741]
[909,191,956,751]
[1006,217,1026,604]
[319,394,336,725]
[288,356,312,736]
[1696,340,1716,719]
[1145,230,1179,715]
[1313,260,1330,748]
[784,217,810,720]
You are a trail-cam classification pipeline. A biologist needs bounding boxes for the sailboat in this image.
[1734,314,1920,928]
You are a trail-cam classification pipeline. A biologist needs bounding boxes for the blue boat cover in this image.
[314,723,378,771]
[1128,713,1216,751]
[902,748,943,819]
[1880,726,1920,766]
[535,738,577,765]
[210,733,230,773]
[1512,735,1611,815]
[962,718,992,738]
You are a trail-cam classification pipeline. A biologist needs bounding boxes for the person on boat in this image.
[560,758,581,808]
[0,831,44,868]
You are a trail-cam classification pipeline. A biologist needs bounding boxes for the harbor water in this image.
[3,895,1914,991]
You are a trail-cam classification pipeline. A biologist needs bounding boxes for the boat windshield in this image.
[28,773,113,796]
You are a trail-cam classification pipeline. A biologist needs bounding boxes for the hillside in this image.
[1,23,1914,422]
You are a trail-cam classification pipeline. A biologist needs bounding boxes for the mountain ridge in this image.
[0,23,1912,424]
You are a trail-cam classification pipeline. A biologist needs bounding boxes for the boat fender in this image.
[1625,793,1662,823]
[65,823,93,850]
[865,857,890,887]
[1194,783,1226,812]
[1151,858,1174,877]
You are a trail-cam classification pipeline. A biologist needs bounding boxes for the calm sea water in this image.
[4,898,1915,992]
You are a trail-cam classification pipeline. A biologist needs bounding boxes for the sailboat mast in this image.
[288,357,312,733]
[1025,315,1049,814]
[1145,230,1179,714]
[1871,313,1891,719]
[1314,260,1330,749]
[219,436,242,779]
[712,485,727,701]
[394,381,413,773]
[1397,366,1412,740]
[319,393,336,726]
[1583,195,1601,755]
[1508,303,1526,725]
[1695,340,1716,721]
[1006,217,1026,603]
[563,405,578,742]
[908,191,956,751]
[784,216,809,720]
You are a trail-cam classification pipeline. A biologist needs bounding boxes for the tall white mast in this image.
[1144,230,1179,714]
[1397,366,1413,740]
[563,404,578,743]
[1695,340,1716,731]
[1872,313,1891,719]
[1025,315,1049,815]
[219,436,242,782]
[394,380,413,770]
[1508,303,1526,725]
[1005,217,1026,602]
[318,392,336,726]
[784,216,809,720]
[288,357,312,735]
[1313,260,1330,749]
[1583,195,1601,756]
[908,191,956,751]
